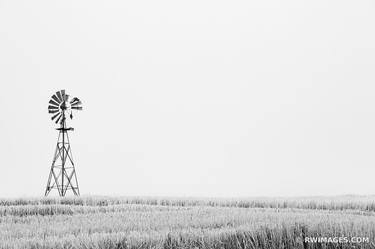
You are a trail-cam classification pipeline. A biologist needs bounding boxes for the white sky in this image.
[0,0,374,198]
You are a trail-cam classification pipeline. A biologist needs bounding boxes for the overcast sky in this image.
[0,0,374,198]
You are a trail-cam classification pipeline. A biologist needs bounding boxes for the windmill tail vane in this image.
[45,90,83,197]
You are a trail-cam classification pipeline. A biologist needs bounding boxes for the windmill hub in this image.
[45,90,83,197]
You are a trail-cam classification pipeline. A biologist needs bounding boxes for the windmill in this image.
[45,90,83,196]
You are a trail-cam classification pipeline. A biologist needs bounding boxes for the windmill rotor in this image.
[48,90,83,124]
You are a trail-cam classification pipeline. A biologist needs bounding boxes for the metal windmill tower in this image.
[45,90,83,197]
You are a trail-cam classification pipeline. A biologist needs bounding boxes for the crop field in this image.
[0,196,374,249]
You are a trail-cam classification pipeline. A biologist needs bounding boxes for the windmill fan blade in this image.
[71,101,82,107]
[64,94,69,102]
[52,94,61,104]
[61,90,67,102]
[71,106,82,110]
[55,114,62,124]
[49,99,59,107]
[51,112,61,121]
[70,97,80,104]
[48,105,59,110]
[56,91,63,102]
[49,109,59,114]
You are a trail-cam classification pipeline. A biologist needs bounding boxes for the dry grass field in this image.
[0,196,374,249]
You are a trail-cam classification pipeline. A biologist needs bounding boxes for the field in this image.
[0,196,374,249]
